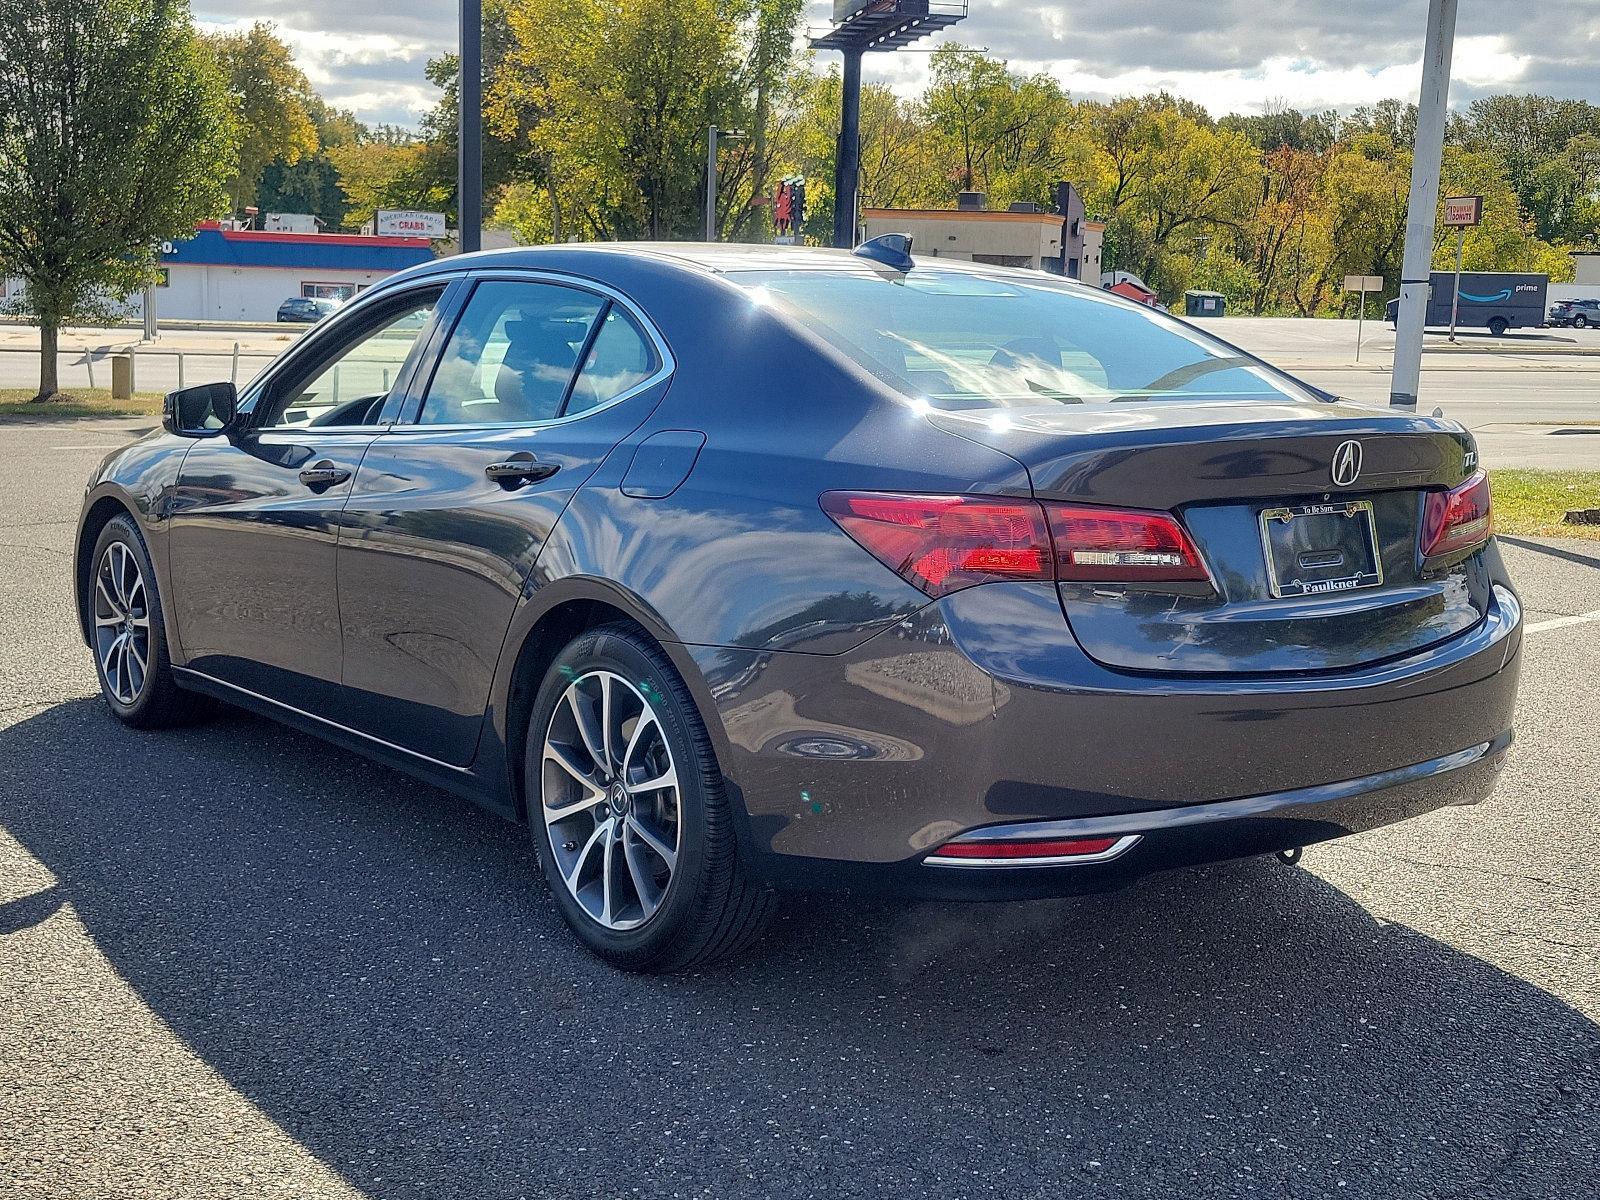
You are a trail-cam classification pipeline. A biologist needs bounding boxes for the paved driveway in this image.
[2,419,1597,1199]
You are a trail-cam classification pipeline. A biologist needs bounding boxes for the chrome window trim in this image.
[397,269,676,433]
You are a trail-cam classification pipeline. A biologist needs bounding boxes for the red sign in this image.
[1442,196,1483,227]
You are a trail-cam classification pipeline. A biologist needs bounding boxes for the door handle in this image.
[298,461,351,488]
[485,454,559,487]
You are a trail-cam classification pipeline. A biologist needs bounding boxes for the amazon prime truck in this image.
[1385,272,1548,336]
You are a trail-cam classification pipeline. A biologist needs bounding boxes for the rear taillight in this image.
[1421,471,1492,558]
[1045,504,1212,583]
[818,493,1051,598]
[820,491,1211,598]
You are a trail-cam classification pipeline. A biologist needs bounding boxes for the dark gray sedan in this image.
[72,241,1521,970]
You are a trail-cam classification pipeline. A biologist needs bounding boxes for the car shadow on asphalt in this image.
[3,698,1596,1198]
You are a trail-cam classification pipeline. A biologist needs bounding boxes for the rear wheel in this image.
[89,516,201,728]
[525,624,775,971]
[1488,317,1509,336]
[1575,314,1589,329]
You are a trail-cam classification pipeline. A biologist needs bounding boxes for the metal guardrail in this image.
[0,344,278,390]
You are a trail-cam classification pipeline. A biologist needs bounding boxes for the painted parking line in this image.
[1525,610,1600,635]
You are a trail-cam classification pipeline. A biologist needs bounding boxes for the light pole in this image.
[705,126,746,242]
[458,0,483,254]
[1390,0,1457,408]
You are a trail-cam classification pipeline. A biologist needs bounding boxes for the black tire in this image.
[88,515,203,728]
[524,623,776,972]
[1575,314,1589,329]
[1488,317,1509,337]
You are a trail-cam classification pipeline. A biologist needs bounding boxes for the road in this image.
[1,417,1598,1199]
[3,319,1596,469]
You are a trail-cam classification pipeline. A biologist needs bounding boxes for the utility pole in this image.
[1390,0,1457,408]
[705,127,746,242]
[458,0,483,254]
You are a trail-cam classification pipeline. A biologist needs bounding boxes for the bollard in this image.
[231,342,240,384]
[86,351,96,390]
[110,353,133,400]
[177,352,184,391]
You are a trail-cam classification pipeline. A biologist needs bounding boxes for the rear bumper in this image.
[756,731,1512,900]
[689,570,1522,895]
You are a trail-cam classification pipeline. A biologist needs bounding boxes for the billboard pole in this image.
[834,49,863,249]
[810,2,968,251]
[1389,0,1456,409]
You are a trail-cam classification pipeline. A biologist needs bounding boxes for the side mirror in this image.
[162,382,238,437]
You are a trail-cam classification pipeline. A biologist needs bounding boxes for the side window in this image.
[418,281,605,426]
[259,292,439,428]
[566,306,659,415]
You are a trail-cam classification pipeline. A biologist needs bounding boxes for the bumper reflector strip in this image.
[924,834,1141,868]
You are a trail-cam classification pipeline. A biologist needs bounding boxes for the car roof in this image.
[398,240,1094,284]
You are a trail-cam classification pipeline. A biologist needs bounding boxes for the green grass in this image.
[0,388,164,419]
[1490,469,1600,541]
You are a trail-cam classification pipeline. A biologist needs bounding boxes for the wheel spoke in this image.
[626,812,677,871]
[623,834,661,918]
[105,632,127,700]
[94,610,123,628]
[95,577,122,619]
[563,819,610,892]
[626,764,677,796]
[599,821,618,926]
[112,544,132,608]
[545,740,603,793]
[621,709,658,778]
[599,673,616,775]
[565,687,606,771]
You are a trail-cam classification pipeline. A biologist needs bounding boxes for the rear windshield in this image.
[729,268,1308,410]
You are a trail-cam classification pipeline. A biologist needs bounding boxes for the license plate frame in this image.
[1259,500,1384,599]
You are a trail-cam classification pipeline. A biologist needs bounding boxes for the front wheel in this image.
[525,624,775,971]
[1575,314,1589,329]
[88,515,202,728]
[1488,317,1509,336]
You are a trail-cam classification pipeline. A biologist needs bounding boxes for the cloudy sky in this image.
[193,0,1600,130]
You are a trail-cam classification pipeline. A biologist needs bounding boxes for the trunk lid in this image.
[932,397,1491,675]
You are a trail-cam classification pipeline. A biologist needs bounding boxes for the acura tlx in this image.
[74,237,1519,970]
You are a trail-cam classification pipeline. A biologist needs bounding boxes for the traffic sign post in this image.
[1442,195,1483,343]
[1343,275,1384,362]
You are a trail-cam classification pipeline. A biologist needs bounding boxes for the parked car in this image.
[276,296,340,323]
[1547,298,1600,328]
[74,241,1522,971]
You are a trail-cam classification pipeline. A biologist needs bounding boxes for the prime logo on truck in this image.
[1385,272,1549,336]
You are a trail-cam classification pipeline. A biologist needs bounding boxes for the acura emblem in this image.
[1331,440,1363,487]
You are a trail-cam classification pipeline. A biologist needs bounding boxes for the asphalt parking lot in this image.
[1,418,1597,1199]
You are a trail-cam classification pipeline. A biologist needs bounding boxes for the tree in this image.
[497,0,747,241]
[328,137,451,231]
[257,98,365,230]
[201,22,317,214]
[0,0,235,400]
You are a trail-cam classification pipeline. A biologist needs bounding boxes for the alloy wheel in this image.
[541,670,681,931]
[94,541,150,705]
